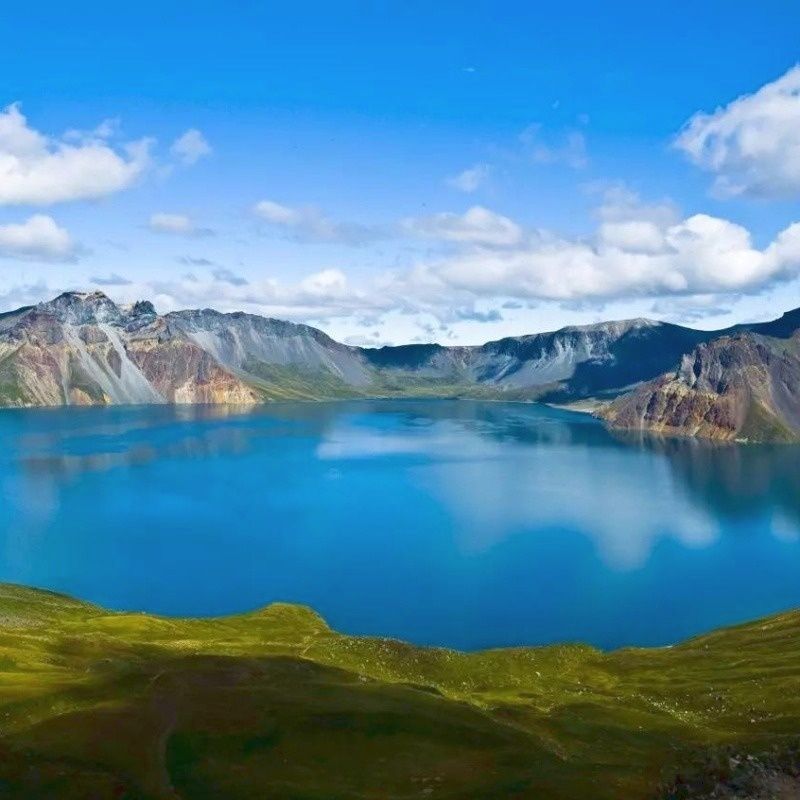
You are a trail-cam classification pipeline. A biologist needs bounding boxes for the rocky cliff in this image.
[0,292,260,406]
[600,331,800,442]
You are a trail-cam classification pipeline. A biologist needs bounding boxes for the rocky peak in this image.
[35,292,160,330]
[119,300,159,331]
[37,291,123,326]
[125,300,157,318]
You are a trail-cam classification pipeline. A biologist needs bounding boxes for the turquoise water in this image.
[1,400,799,650]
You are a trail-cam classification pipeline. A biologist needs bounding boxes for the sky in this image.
[1,1,800,346]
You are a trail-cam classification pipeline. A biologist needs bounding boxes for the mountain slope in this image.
[167,308,373,391]
[356,317,718,401]
[601,330,800,442]
[2,290,800,421]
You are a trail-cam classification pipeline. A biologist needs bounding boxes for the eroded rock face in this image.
[0,292,260,407]
[167,308,373,386]
[127,339,260,404]
[600,333,800,442]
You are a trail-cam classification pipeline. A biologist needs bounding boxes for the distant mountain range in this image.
[1,290,799,441]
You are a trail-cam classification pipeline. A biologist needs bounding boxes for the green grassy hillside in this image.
[240,358,549,403]
[0,584,798,799]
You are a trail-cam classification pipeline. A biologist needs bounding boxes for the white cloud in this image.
[253,200,383,245]
[675,65,800,198]
[400,194,800,302]
[138,194,800,327]
[402,206,522,246]
[143,266,389,323]
[0,104,153,206]
[170,128,212,165]
[254,200,307,227]
[592,184,679,226]
[6,187,800,342]
[597,219,667,254]
[147,213,212,237]
[446,163,490,192]
[0,215,78,262]
[299,268,349,297]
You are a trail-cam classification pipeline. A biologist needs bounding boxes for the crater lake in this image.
[1,400,799,650]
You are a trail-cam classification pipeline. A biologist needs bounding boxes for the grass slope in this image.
[240,358,555,404]
[1,584,799,799]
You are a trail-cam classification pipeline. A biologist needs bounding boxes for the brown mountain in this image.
[600,325,800,442]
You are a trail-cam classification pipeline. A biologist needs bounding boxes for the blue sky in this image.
[1,1,800,345]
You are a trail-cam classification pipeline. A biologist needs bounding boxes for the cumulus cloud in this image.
[148,213,213,237]
[253,200,384,245]
[170,128,212,165]
[0,104,152,206]
[403,194,800,302]
[0,215,78,262]
[446,163,491,192]
[135,265,393,324]
[9,188,799,340]
[675,65,800,198]
[402,206,522,246]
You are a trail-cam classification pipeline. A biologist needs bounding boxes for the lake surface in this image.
[1,400,799,650]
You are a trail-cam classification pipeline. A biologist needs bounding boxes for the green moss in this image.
[240,358,365,400]
[0,584,798,798]
[739,400,799,443]
[0,357,30,406]
[235,356,557,404]
[367,369,548,401]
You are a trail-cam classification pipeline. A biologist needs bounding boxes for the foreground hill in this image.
[601,319,800,442]
[0,290,731,407]
[0,584,798,799]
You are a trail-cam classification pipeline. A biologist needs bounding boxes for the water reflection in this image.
[0,400,798,650]
[613,431,800,524]
[9,400,800,529]
[8,400,800,528]
[315,404,722,569]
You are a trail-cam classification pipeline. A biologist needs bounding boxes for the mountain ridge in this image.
[1,290,800,442]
